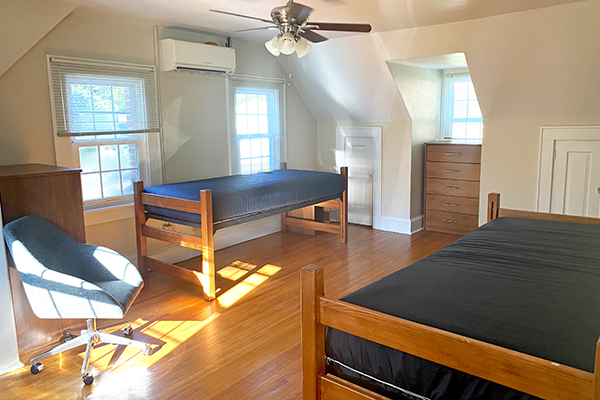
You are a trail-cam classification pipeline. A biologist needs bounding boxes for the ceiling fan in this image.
[209,0,372,58]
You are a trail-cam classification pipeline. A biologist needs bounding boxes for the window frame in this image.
[47,55,162,210]
[228,76,286,175]
[440,69,483,141]
[71,134,148,208]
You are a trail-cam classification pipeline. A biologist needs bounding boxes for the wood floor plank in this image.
[0,225,458,399]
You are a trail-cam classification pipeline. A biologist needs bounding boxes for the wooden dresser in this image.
[424,142,482,235]
[0,164,85,354]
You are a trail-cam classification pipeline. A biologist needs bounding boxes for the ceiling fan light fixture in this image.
[265,35,281,56]
[295,37,312,58]
[278,32,296,55]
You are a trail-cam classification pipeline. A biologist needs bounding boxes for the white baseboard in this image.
[410,215,424,234]
[0,361,24,376]
[131,215,281,265]
[377,215,423,235]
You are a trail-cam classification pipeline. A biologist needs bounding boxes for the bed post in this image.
[281,162,288,233]
[133,181,149,278]
[488,192,500,222]
[200,189,216,301]
[301,265,325,400]
[340,166,349,244]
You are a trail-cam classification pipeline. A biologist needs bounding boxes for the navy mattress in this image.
[326,217,600,399]
[144,169,345,226]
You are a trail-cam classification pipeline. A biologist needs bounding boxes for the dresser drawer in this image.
[425,210,478,235]
[425,194,479,215]
[426,178,480,198]
[426,162,480,181]
[426,144,481,163]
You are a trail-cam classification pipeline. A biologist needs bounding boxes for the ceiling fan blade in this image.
[209,9,276,25]
[287,2,313,24]
[305,22,372,33]
[235,26,279,33]
[298,29,328,43]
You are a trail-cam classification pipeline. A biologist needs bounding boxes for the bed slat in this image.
[318,296,593,400]
[141,192,202,214]
[143,257,203,286]
[314,200,342,210]
[142,225,203,250]
[287,217,341,234]
[320,375,390,400]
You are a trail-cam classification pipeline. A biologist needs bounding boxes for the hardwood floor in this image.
[0,225,459,400]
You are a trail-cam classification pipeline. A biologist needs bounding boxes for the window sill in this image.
[84,203,135,227]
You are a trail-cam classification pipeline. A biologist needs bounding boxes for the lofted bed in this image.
[302,193,600,400]
[134,164,348,300]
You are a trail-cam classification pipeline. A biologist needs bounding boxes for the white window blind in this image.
[228,76,286,175]
[442,73,483,140]
[49,56,159,137]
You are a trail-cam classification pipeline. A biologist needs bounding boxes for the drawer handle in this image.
[443,219,458,224]
[445,169,461,173]
[445,186,461,190]
[445,152,461,156]
[443,203,459,207]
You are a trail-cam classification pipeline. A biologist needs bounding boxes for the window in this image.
[229,77,285,175]
[49,56,160,205]
[442,72,483,141]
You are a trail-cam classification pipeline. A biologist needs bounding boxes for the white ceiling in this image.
[69,0,586,43]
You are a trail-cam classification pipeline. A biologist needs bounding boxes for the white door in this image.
[344,136,375,226]
[551,140,600,217]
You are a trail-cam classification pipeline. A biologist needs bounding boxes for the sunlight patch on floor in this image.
[81,313,219,372]
[217,264,282,308]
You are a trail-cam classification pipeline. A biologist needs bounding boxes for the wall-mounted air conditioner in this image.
[160,39,236,74]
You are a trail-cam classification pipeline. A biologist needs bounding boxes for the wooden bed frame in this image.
[134,165,348,301]
[301,192,600,400]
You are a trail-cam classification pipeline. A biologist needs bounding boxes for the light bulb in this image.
[278,32,296,55]
[295,37,312,58]
[265,36,281,56]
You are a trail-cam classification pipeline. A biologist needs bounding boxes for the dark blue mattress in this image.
[144,169,345,226]
[326,217,600,399]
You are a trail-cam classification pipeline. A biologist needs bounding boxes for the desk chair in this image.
[3,215,151,385]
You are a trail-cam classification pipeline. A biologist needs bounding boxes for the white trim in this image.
[537,126,600,212]
[378,216,411,235]
[376,215,423,235]
[335,127,383,230]
[0,362,24,377]
[410,215,424,233]
[126,215,281,264]
[84,203,134,226]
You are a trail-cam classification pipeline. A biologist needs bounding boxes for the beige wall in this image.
[0,11,318,259]
[296,0,600,226]
[387,62,442,219]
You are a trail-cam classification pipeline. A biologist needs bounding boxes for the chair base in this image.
[29,318,152,385]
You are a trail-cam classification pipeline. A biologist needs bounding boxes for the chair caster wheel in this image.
[143,345,153,356]
[83,373,94,385]
[123,325,133,337]
[30,363,43,375]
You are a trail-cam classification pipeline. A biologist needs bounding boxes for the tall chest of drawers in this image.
[424,142,481,235]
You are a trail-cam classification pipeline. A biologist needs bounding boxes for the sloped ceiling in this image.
[68,0,586,43]
[0,0,76,77]
[281,0,600,123]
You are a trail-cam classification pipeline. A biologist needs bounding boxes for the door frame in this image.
[538,126,600,212]
[335,126,382,230]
